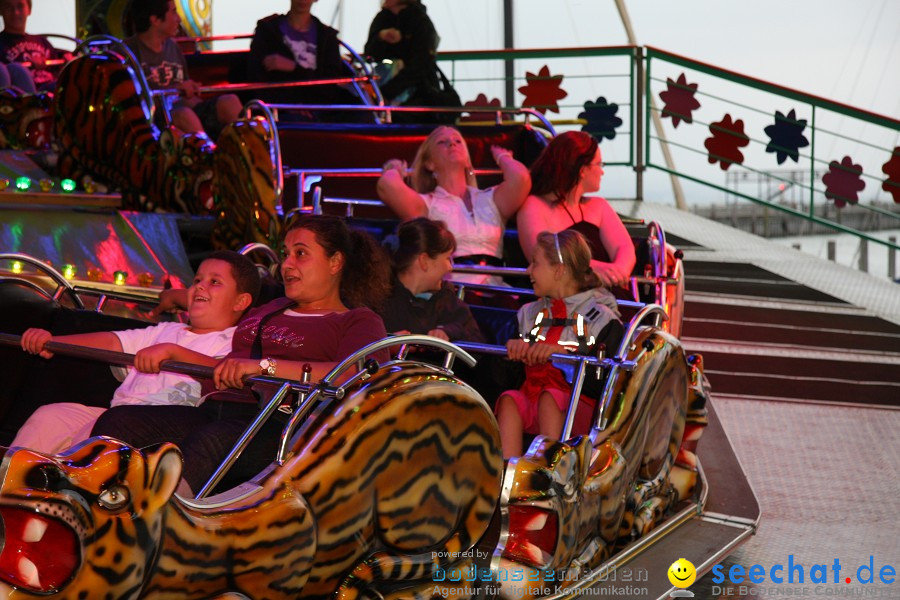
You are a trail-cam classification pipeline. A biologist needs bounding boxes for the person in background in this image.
[518,131,636,289]
[495,229,623,459]
[125,0,242,138]
[14,251,259,454]
[247,0,355,108]
[381,217,484,343]
[92,215,392,495]
[377,126,530,287]
[364,0,439,106]
[0,0,68,92]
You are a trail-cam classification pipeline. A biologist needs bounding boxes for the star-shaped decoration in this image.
[659,73,700,128]
[518,65,568,115]
[578,96,623,142]
[460,93,512,123]
[764,109,809,164]
[881,146,900,204]
[703,114,749,170]
[823,156,865,208]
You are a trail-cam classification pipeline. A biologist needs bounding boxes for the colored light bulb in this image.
[114,271,127,285]
[61,178,76,192]
[62,264,77,279]
[15,177,31,190]
[86,267,102,282]
[11,260,23,274]
[0,178,9,191]
[39,178,53,192]
[137,272,154,287]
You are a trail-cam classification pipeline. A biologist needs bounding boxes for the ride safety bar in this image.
[0,333,343,400]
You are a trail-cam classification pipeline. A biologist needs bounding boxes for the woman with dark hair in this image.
[92,214,392,494]
[377,125,530,286]
[380,217,484,342]
[517,131,636,288]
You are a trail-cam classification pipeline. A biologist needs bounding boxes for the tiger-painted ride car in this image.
[0,46,282,250]
[0,273,709,599]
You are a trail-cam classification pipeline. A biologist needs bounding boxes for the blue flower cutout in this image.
[579,96,623,142]
[764,109,809,164]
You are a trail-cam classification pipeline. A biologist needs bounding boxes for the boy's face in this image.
[150,0,181,38]
[187,259,248,329]
[1,0,31,34]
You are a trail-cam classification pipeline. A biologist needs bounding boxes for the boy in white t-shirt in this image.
[13,251,261,454]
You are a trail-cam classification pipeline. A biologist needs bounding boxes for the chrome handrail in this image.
[74,35,161,126]
[339,39,385,109]
[240,100,284,206]
[0,252,84,309]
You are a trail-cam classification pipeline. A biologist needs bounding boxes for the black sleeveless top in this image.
[562,202,612,263]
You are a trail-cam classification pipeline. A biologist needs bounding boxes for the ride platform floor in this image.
[611,202,900,599]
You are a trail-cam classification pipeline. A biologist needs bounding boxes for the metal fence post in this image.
[858,239,868,273]
[827,241,836,262]
[889,236,897,279]
[634,46,644,202]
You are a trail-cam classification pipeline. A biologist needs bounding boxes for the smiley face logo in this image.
[668,558,696,588]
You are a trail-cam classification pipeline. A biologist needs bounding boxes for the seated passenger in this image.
[381,217,484,343]
[0,0,69,92]
[125,0,242,138]
[247,0,357,107]
[518,131,636,289]
[13,251,259,454]
[92,215,392,495]
[377,126,530,286]
[495,230,623,459]
[364,0,440,106]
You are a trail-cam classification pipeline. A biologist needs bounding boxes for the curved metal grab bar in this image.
[74,35,159,126]
[614,303,667,360]
[0,252,84,309]
[322,334,477,386]
[240,100,284,205]
[239,242,280,265]
[339,39,385,109]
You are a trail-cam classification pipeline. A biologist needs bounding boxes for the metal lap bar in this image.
[265,103,556,133]
[197,76,372,95]
[560,357,589,441]
[196,382,293,499]
[288,167,503,215]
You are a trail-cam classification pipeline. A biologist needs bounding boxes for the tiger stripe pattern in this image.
[0,362,503,599]
[53,52,215,214]
[210,118,281,250]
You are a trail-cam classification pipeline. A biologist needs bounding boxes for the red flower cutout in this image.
[517,65,567,114]
[703,114,749,170]
[823,156,865,208]
[881,146,900,204]
[659,73,701,128]
[461,93,512,123]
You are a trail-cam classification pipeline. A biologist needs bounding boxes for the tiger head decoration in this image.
[0,438,182,597]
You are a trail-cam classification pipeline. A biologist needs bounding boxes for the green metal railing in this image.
[435,45,900,255]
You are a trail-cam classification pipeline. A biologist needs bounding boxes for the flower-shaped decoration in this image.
[517,65,568,114]
[703,114,749,170]
[461,93,512,123]
[881,146,900,204]
[764,109,809,164]
[823,156,865,208]
[659,73,700,128]
[578,96,623,142]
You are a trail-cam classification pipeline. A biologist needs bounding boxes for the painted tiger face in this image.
[0,438,181,597]
[0,89,52,150]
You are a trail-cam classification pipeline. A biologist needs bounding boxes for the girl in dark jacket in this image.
[381,218,485,343]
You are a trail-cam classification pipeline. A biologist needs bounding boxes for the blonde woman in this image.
[377,126,530,285]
